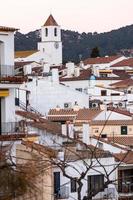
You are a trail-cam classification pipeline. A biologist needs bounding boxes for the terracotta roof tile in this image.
[22,140,57,157]
[92,135,128,150]
[0,134,38,141]
[60,69,130,82]
[43,15,58,26]
[16,110,43,121]
[110,78,133,88]
[15,61,37,68]
[107,136,133,147]
[83,55,121,65]
[48,108,101,122]
[76,108,101,121]
[114,151,133,164]
[16,110,62,135]
[111,58,133,68]
[107,107,133,117]
[91,120,133,126]
[0,26,18,32]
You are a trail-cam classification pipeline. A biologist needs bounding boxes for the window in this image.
[95,129,99,133]
[71,178,77,193]
[101,90,107,96]
[98,142,103,149]
[76,88,82,92]
[100,73,108,78]
[54,172,60,195]
[111,93,120,96]
[88,175,104,195]
[45,28,48,37]
[121,126,127,135]
[54,28,57,36]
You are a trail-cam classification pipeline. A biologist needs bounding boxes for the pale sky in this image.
[1,0,133,33]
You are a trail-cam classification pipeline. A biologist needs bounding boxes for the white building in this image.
[15,15,62,66]
[19,68,89,114]
[0,26,26,132]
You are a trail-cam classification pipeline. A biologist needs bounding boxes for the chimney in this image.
[66,62,75,77]
[57,151,64,161]
[74,67,80,77]
[82,123,91,145]
[61,124,67,136]
[52,68,59,84]
[43,63,50,73]
[24,65,32,75]
[68,123,74,138]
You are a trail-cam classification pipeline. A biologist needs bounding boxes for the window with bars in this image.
[88,174,104,195]
[71,178,77,193]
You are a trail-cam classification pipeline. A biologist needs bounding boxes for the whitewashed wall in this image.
[19,77,89,114]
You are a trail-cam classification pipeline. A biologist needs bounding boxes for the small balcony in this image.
[118,169,133,198]
[0,65,27,84]
[0,65,14,77]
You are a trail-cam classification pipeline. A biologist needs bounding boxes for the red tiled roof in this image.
[0,26,18,32]
[60,68,130,82]
[107,107,133,117]
[43,15,58,26]
[114,151,133,164]
[22,141,57,157]
[112,70,130,79]
[111,58,133,68]
[48,109,78,116]
[29,121,61,135]
[16,110,44,121]
[0,134,38,141]
[0,76,28,84]
[107,136,133,147]
[76,108,101,121]
[48,108,101,122]
[83,55,121,65]
[91,120,133,126]
[110,78,133,88]
[92,135,128,150]
[15,61,37,69]
[16,110,61,135]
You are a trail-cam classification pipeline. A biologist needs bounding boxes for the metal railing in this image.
[19,100,43,116]
[0,65,14,77]
[119,181,133,194]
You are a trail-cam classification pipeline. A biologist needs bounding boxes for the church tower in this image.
[38,15,62,65]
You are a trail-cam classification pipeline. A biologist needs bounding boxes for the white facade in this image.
[38,21,62,65]
[54,156,118,200]
[94,110,132,121]
[22,15,62,65]
[19,75,89,114]
[0,31,14,66]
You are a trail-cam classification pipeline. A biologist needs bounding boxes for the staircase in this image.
[19,100,43,116]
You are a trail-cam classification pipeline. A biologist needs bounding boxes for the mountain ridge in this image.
[15,24,133,63]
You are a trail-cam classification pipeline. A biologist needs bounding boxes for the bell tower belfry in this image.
[38,15,62,65]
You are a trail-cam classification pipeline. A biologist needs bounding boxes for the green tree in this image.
[90,46,100,58]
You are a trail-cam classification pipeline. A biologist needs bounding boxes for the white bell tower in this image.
[38,15,62,65]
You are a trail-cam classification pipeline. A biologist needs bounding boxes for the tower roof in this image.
[43,15,58,26]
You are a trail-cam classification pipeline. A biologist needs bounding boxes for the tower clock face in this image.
[54,42,59,49]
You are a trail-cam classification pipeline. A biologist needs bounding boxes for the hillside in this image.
[15,24,133,63]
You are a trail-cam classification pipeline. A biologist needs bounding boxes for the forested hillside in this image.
[15,24,133,63]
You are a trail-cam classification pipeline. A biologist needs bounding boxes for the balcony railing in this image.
[0,65,14,77]
[119,178,133,194]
